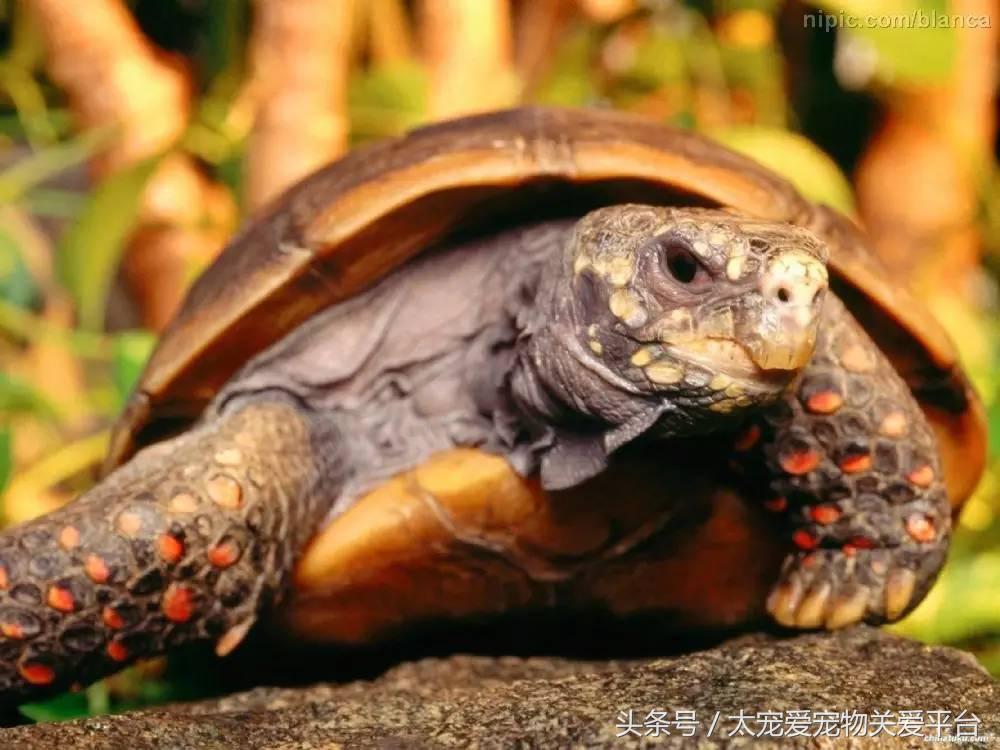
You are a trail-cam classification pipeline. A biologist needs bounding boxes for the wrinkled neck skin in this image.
[510,255,663,430]
[507,243,727,491]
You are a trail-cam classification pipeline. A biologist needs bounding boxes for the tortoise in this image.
[0,106,985,703]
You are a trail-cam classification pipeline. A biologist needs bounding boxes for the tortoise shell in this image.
[109,106,985,508]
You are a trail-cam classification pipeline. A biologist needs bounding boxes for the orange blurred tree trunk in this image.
[514,0,577,97]
[366,0,415,64]
[855,0,997,299]
[576,0,635,23]
[420,0,519,118]
[246,0,356,212]
[24,0,236,331]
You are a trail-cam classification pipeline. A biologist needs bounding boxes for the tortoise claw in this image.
[766,549,925,630]
[885,568,917,620]
[824,585,870,629]
[794,582,831,628]
[766,576,803,627]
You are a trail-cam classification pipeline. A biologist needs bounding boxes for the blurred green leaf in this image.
[710,126,856,214]
[349,61,428,141]
[0,372,57,419]
[0,222,36,308]
[533,26,601,107]
[202,0,248,82]
[974,641,1000,676]
[980,166,1000,262]
[4,0,47,72]
[894,545,1000,647]
[0,129,108,202]
[988,399,1000,460]
[85,680,111,716]
[56,156,160,330]
[111,330,156,408]
[0,6,55,146]
[627,29,687,90]
[16,188,86,219]
[0,62,59,147]
[0,109,72,142]
[0,299,112,359]
[18,679,109,722]
[718,1,783,12]
[0,426,11,496]
[18,691,91,723]
[717,22,787,128]
[19,652,222,722]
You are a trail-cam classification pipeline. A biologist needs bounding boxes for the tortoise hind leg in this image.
[736,295,950,628]
[0,396,343,703]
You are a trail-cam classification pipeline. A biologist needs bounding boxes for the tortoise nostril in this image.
[777,287,791,303]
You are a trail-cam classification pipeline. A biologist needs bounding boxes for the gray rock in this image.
[2,626,996,749]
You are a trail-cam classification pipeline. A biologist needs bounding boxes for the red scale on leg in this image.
[842,536,875,556]
[905,514,937,543]
[46,585,76,613]
[116,511,144,538]
[792,530,819,550]
[207,476,243,509]
[102,606,125,630]
[85,554,111,584]
[800,552,820,568]
[162,584,195,623]
[809,505,841,525]
[907,465,935,487]
[58,526,80,550]
[18,661,55,686]
[168,492,200,514]
[763,496,787,513]
[839,452,871,474]
[806,391,843,414]
[106,641,129,662]
[800,370,846,415]
[158,534,185,564]
[879,411,908,438]
[733,424,762,451]
[838,335,877,373]
[780,448,821,476]
[208,541,241,568]
[1,613,41,640]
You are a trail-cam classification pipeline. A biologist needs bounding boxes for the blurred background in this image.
[0,0,997,720]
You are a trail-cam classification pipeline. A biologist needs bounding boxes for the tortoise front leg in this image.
[0,396,342,703]
[739,295,950,628]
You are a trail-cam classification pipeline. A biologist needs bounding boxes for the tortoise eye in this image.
[662,241,707,285]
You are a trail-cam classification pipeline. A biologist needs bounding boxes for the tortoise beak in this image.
[748,250,828,371]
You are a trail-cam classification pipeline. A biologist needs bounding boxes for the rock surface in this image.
[2,627,997,749]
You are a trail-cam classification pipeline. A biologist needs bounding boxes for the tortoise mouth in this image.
[668,339,758,377]
[665,339,795,391]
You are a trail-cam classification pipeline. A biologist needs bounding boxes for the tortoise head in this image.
[552,204,829,427]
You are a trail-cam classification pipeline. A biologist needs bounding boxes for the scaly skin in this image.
[0,398,338,703]
[732,296,950,628]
